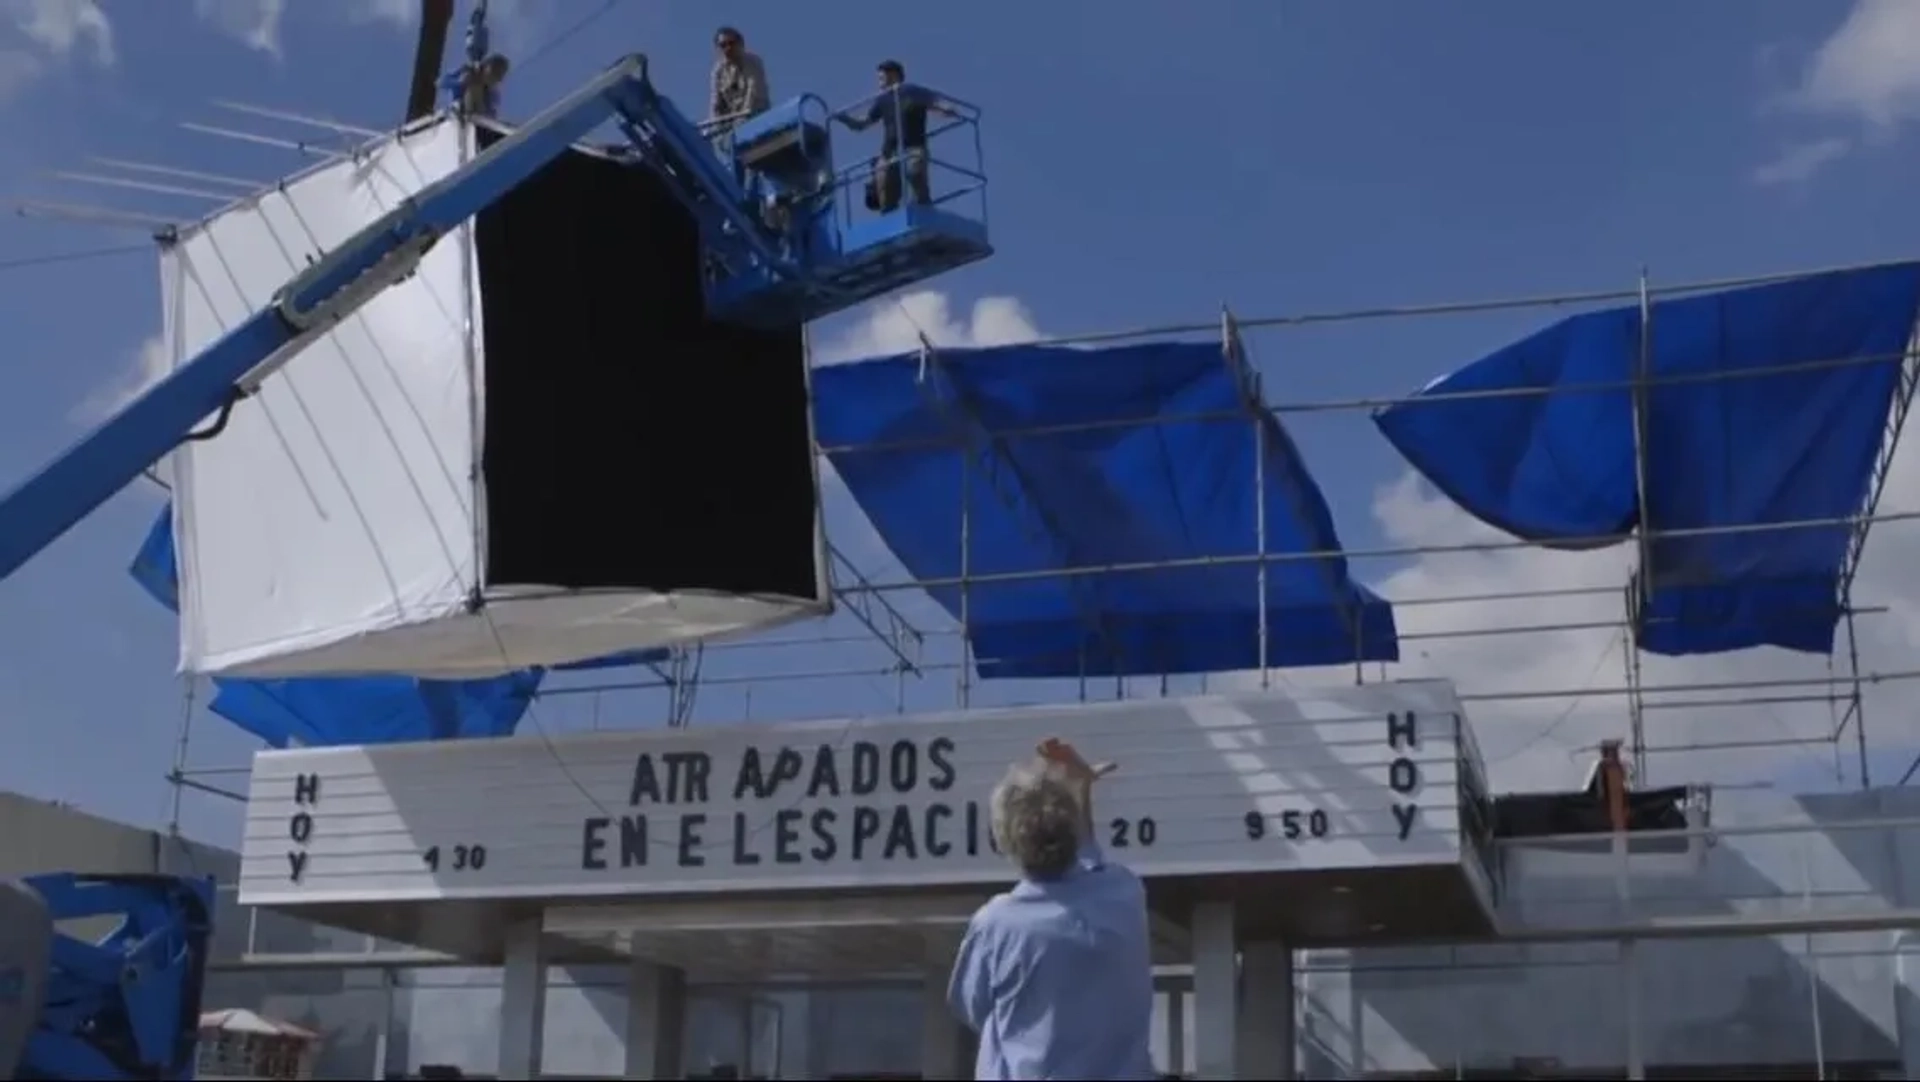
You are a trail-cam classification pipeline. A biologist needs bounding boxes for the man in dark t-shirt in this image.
[839,59,953,213]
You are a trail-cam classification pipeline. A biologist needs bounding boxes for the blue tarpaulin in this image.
[130,506,664,747]
[1375,262,1920,656]
[813,340,1398,678]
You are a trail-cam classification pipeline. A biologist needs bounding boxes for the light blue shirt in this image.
[948,842,1157,1080]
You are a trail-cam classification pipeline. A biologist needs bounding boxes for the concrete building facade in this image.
[15,779,1920,1077]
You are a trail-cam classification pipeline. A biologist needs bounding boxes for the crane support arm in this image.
[0,55,652,586]
[0,873,216,1080]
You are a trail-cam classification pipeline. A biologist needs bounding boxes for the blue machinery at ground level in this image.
[0,873,215,1080]
[0,54,992,587]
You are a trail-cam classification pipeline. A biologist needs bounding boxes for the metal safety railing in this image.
[821,84,988,232]
[1491,808,1920,939]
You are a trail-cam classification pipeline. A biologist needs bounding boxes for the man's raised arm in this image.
[1036,737,1117,866]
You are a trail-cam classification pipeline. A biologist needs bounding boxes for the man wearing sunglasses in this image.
[708,26,770,133]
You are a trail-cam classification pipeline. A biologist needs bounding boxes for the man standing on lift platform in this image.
[840,60,955,213]
[708,26,769,133]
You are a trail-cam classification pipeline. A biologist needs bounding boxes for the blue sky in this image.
[1,0,1918,844]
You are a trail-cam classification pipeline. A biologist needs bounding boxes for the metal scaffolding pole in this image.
[912,333,1125,698]
[1842,319,1920,786]
[1222,307,1271,690]
[818,346,1913,459]
[1625,270,1656,785]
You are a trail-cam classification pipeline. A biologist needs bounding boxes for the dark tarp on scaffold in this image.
[129,508,663,747]
[1374,262,1920,656]
[812,340,1399,679]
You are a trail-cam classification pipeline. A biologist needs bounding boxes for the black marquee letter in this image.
[288,812,313,844]
[734,748,768,801]
[927,737,957,791]
[1387,712,1418,751]
[883,806,917,859]
[628,755,662,805]
[926,804,952,857]
[1389,758,1421,795]
[807,744,841,797]
[619,815,648,867]
[889,740,918,793]
[732,813,761,865]
[293,772,320,806]
[774,809,804,864]
[684,752,713,804]
[810,808,838,861]
[851,806,882,858]
[1393,803,1420,841]
[581,817,609,870]
[677,814,707,867]
[851,743,881,795]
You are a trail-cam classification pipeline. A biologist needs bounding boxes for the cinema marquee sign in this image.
[238,683,1472,907]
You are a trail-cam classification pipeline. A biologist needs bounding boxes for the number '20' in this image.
[1109,816,1158,848]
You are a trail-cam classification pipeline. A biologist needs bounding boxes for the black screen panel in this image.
[472,125,820,601]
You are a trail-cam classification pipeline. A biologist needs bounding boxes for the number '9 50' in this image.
[1244,809,1330,840]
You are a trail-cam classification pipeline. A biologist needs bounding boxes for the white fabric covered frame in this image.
[164,116,827,679]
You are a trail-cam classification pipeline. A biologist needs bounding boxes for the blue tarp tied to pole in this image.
[130,507,664,747]
[813,340,1398,678]
[1374,262,1920,656]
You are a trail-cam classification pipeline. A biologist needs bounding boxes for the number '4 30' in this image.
[422,844,488,872]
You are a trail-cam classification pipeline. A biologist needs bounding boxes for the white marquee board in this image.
[238,681,1474,907]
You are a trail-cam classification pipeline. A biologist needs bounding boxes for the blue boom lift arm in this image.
[0,873,215,1080]
[0,53,991,591]
[0,56,681,588]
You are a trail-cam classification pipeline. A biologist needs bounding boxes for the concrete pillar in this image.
[1191,902,1238,1080]
[1894,932,1920,1078]
[1238,941,1294,1079]
[1620,939,1644,1081]
[1166,987,1187,1078]
[922,937,970,1080]
[374,969,404,1079]
[496,916,548,1080]
[624,956,687,1080]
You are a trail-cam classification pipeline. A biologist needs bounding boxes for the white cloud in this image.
[75,332,169,424]
[3,0,112,65]
[0,47,38,103]
[1752,136,1851,186]
[815,291,1041,365]
[1758,0,1920,184]
[193,0,283,57]
[346,0,416,29]
[822,293,1920,796]
[0,0,109,103]
[1793,0,1920,131]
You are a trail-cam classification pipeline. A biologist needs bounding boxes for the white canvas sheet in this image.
[169,116,481,677]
